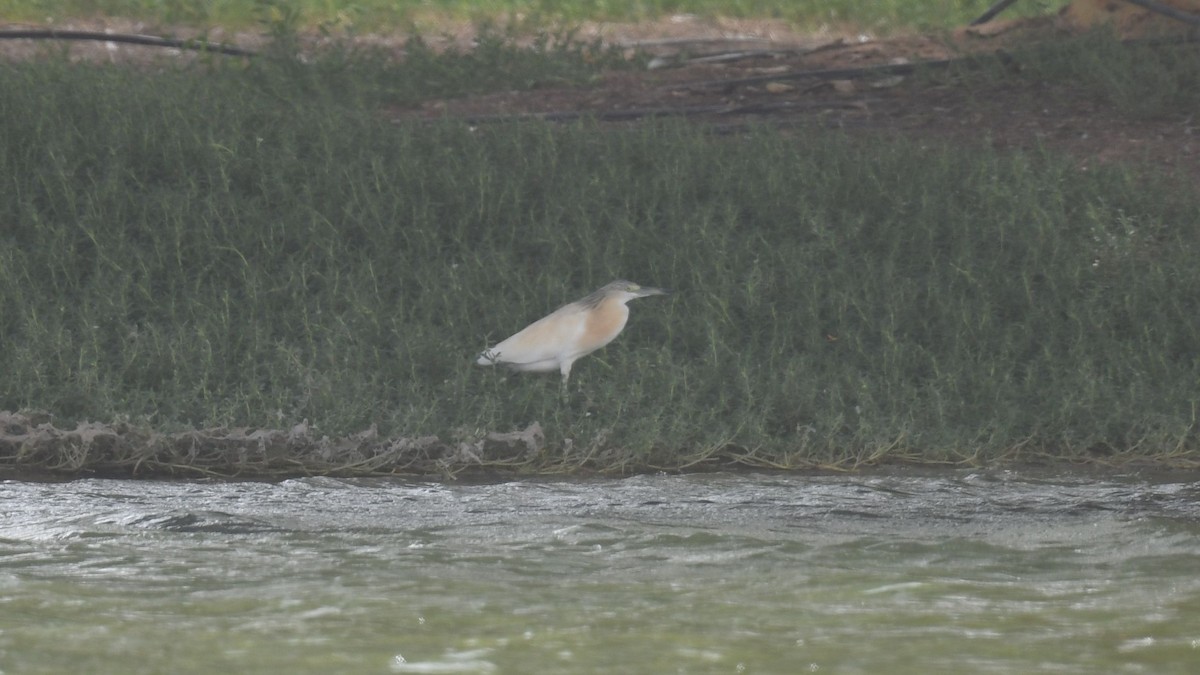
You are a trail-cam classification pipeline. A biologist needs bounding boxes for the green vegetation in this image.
[2,27,1198,476]
[983,30,1200,118]
[246,25,630,106]
[2,0,1055,34]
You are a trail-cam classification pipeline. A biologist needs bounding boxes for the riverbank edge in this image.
[3,410,1196,480]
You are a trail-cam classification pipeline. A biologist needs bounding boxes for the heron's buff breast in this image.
[581,297,630,352]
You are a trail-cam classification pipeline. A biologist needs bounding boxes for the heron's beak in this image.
[637,286,670,297]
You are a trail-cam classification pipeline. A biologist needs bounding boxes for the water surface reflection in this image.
[1,469,1198,673]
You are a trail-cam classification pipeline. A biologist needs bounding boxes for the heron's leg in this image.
[559,362,573,399]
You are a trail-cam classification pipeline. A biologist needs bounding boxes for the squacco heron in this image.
[476,280,669,392]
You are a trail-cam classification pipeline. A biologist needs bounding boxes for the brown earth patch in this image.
[393,18,1199,181]
[1,14,1196,178]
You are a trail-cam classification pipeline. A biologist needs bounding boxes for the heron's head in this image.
[602,280,670,300]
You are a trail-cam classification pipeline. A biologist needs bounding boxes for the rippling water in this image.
[2,469,1199,674]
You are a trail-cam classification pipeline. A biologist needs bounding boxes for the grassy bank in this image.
[1,35,1198,476]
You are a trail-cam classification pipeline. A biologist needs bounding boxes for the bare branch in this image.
[971,0,1023,27]
[0,29,256,57]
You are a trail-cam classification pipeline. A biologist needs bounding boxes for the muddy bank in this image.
[0,411,546,478]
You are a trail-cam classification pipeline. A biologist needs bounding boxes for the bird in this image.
[476,280,670,394]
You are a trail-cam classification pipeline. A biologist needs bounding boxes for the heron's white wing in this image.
[487,305,589,371]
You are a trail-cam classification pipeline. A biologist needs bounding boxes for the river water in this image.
[1,469,1199,674]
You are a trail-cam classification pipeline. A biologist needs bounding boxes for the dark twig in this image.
[455,105,728,124]
[0,29,256,57]
[647,48,806,70]
[449,99,877,125]
[971,0,1022,26]
[616,36,776,48]
[1120,0,1200,26]
[683,50,791,65]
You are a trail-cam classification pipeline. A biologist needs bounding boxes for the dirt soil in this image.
[393,17,1199,180]
[1,14,1196,179]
